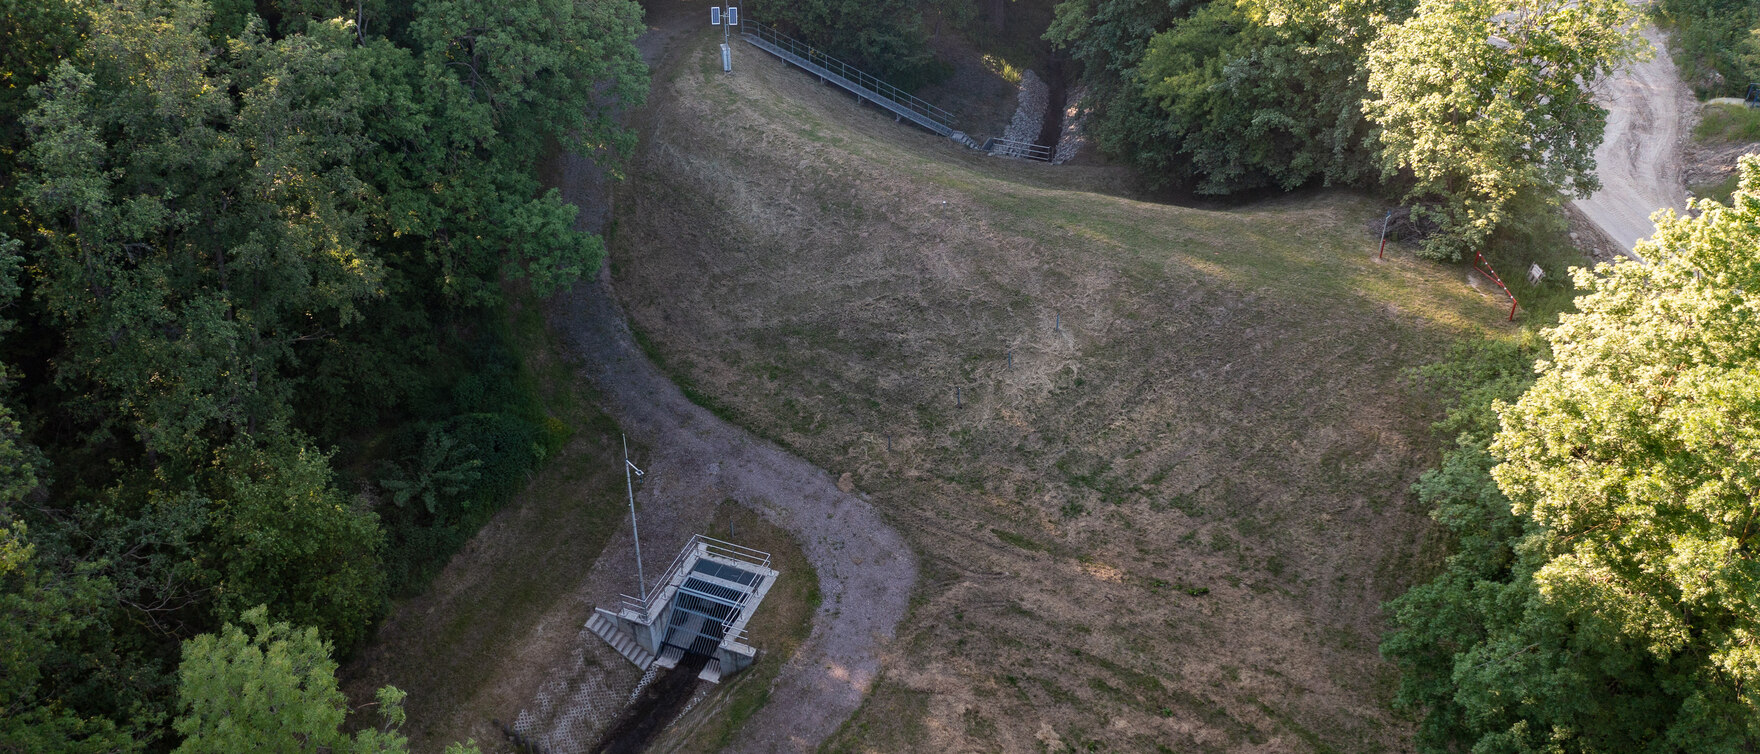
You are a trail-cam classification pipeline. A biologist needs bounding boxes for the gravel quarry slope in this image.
[1570,23,1692,258]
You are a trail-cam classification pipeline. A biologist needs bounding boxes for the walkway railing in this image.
[618,534,771,646]
[742,20,956,137]
[982,137,1051,162]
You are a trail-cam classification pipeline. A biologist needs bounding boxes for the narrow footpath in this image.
[532,7,918,752]
[1570,23,1692,258]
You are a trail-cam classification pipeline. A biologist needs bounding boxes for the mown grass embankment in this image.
[606,28,1554,752]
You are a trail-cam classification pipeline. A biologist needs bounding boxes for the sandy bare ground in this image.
[1569,23,1692,259]
[520,6,919,752]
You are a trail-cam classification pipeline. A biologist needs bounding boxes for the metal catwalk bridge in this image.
[741,20,958,137]
[739,20,1055,161]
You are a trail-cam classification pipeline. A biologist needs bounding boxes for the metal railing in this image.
[619,532,770,627]
[982,137,1052,161]
[742,19,955,135]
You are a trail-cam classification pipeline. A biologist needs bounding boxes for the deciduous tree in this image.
[747,0,944,89]
[1363,0,1645,259]
[209,439,386,651]
[1489,155,1760,748]
[173,606,475,754]
[21,0,380,464]
[1386,157,1760,751]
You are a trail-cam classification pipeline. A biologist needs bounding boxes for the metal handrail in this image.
[982,137,1052,161]
[744,20,954,129]
[620,541,698,616]
[617,534,773,618]
[700,537,772,569]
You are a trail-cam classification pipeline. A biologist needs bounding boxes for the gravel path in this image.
[545,278,916,753]
[532,9,918,752]
[1569,23,1692,259]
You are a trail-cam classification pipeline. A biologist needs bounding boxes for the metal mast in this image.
[623,435,647,602]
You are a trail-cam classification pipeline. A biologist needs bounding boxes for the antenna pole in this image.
[624,435,646,602]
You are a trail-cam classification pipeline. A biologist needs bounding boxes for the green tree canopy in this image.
[1048,0,1406,193]
[1656,0,1760,98]
[1,0,645,745]
[0,0,83,200]
[1489,155,1760,748]
[22,0,381,464]
[0,521,137,754]
[1135,0,1400,193]
[173,605,478,754]
[1385,157,1760,751]
[209,439,386,650]
[1363,0,1646,259]
[748,0,945,89]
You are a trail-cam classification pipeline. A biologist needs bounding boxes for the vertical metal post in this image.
[715,6,734,72]
[623,435,646,602]
[1378,210,1391,260]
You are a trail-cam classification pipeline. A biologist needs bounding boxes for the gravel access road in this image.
[539,8,918,751]
[1569,23,1692,259]
[546,277,916,753]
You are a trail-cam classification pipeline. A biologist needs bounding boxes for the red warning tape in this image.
[1471,249,1519,321]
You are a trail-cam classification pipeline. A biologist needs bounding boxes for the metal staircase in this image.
[740,20,1058,163]
[586,608,655,670]
[742,20,955,137]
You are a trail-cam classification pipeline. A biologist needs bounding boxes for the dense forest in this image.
[751,0,1653,261]
[0,0,644,749]
[1381,160,1760,751]
[745,0,947,90]
[1659,0,1760,98]
[1046,0,1646,261]
[7,0,1760,750]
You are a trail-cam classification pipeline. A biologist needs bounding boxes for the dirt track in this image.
[537,8,918,752]
[1569,23,1691,258]
[544,275,916,753]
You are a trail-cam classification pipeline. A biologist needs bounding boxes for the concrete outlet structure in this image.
[586,535,777,683]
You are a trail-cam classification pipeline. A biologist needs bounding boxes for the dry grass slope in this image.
[612,32,1515,753]
[339,299,825,753]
